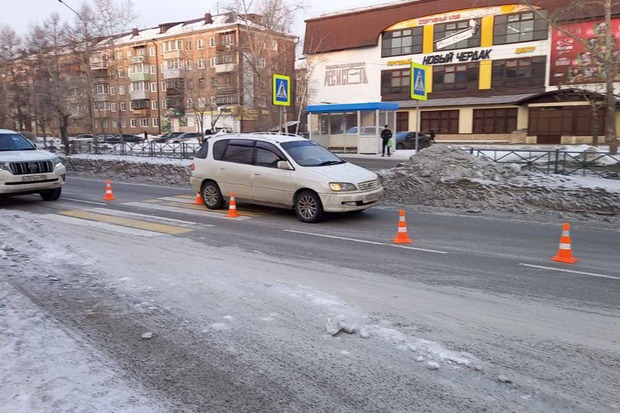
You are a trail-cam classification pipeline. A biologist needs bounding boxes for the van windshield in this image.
[281,140,345,167]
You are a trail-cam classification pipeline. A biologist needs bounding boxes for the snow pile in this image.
[377,145,620,220]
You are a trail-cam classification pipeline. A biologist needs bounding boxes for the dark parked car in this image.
[153,132,184,143]
[107,134,144,143]
[168,132,201,143]
[394,131,432,150]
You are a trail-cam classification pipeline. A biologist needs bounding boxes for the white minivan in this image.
[0,129,66,201]
[190,133,383,223]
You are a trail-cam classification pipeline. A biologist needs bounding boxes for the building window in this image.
[161,82,167,91]
[150,82,157,92]
[258,58,266,68]
[209,57,217,67]
[473,108,518,134]
[420,110,459,134]
[209,37,216,47]
[110,86,116,95]
[164,40,182,51]
[491,56,546,88]
[382,27,423,57]
[152,118,159,127]
[161,100,168,109]
[127,50,132,57]
[140,118,149,127]
[149,46,156,56]
[151,100,158,109]
[130,100,149,110]
[271,40,278,51]
[119,86,126,95]
[197,39,205,49]
[198,78,206,89]
[185,41,192,51]
[130,118,137,127]
[197,59,205,69]
[494,11,548,45]
[432,63,479,92]
[150,65,156,74]
[111,102,117,112]
[434,19,481,51]
[117,69,126,78]
[380,69,410,96]
[136,48,145,56]
[93,84,109,94]
[117,51,122,60]
[120,102,127,111]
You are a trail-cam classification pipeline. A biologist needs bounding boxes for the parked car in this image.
[168,132,201,143]
[394,131,432,150]
[190,133,383,223]
[73,134,94,141]
[107,134,144,143]
[152,132,184,143]
[0,129,66,201]
[345,126,380,135]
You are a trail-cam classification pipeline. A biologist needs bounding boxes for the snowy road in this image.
[1,184,619,412]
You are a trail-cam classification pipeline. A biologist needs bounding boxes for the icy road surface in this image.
[1,209,619,412]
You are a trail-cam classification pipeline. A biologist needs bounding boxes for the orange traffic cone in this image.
[103,179,116,201]
[225,193,239,218]
[393,209,413,244]
[551,223,578,264]
[193,192,203,205]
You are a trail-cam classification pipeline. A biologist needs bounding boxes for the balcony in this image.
[215,63,237,73]
[163,49,182,59]
[90,54,108,70]
[215,93,239,106]
[130,90,150,100]
[163,68,185,79]
[132,108,148,116]
[130,56,147,64]
[93,94,109,102]
[129,72,150,82]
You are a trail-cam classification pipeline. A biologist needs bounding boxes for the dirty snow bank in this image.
[377,145,620,221]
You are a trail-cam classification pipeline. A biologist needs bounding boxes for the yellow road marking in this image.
[59,210,192,235]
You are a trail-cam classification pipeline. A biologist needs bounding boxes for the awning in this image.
[307,102,399,113]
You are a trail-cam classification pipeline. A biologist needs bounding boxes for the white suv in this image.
[0,129,66,201]
[190,133,383,223]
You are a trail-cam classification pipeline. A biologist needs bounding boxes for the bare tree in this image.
[224,0,302,131]
[0,27,29,131]
[522,0,619,153]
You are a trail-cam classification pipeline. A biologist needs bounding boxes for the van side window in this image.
[195,141,209,159]
[221,139,254,164]
[213,140,229,160]
[255,141,286,168]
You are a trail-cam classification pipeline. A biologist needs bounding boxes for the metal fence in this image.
[41,141,620,177]
[468,148,620,177]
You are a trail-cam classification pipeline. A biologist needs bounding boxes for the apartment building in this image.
[73,11,297,136]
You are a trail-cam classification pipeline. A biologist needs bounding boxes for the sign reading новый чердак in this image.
[272,74,291,106]
[410,62,428,101]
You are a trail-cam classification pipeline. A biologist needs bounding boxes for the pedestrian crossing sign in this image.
[273,74,291,106]
[410,63,428,101]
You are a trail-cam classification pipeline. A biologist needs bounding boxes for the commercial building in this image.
[303,0,619,147]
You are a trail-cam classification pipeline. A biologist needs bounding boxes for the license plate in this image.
[22,175,47,182]
[363,193,380,203]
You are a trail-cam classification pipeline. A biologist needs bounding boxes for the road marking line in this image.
[41,214,166,237]
[156,196,272,216]
[519,263,620,280]
[61,197,108,206]
[124,201,252,220]
[88,208,213,227]
[284,230,448,254]
[59,210,192,235]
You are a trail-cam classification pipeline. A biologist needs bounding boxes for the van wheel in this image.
[201,181,225,209]
[40,188,61,201]
[295,190,324,223]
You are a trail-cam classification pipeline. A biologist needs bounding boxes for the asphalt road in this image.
[2,176,619,412]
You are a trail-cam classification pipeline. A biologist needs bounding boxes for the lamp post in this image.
[150,39,162,135]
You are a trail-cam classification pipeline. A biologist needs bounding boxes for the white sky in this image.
[2,0,386,39]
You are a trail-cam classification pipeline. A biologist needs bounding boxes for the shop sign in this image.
[388,58,412,66]
[550,18,620,86]
[324,62,368,87]
[515,46,536,54]
[422,49,491,65]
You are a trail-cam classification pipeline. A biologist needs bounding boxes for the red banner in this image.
[550,19,620,86]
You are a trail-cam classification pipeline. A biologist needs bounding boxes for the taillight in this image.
[190,163,195,171]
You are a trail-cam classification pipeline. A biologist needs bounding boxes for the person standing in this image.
[429,129,436,143]
[381,124,392,157]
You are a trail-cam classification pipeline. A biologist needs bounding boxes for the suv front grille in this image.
[357,179,378,191]
[8,160,54,175]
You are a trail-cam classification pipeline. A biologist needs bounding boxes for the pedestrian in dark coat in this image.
[381,124,392,157]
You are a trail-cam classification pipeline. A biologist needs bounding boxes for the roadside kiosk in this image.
[306,102,399,154]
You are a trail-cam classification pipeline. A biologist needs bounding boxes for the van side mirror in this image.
[277,160,292,170]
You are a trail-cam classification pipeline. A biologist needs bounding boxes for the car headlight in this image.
[0,162,8,171]
[51,157,63,167]
[329,182,357,192]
